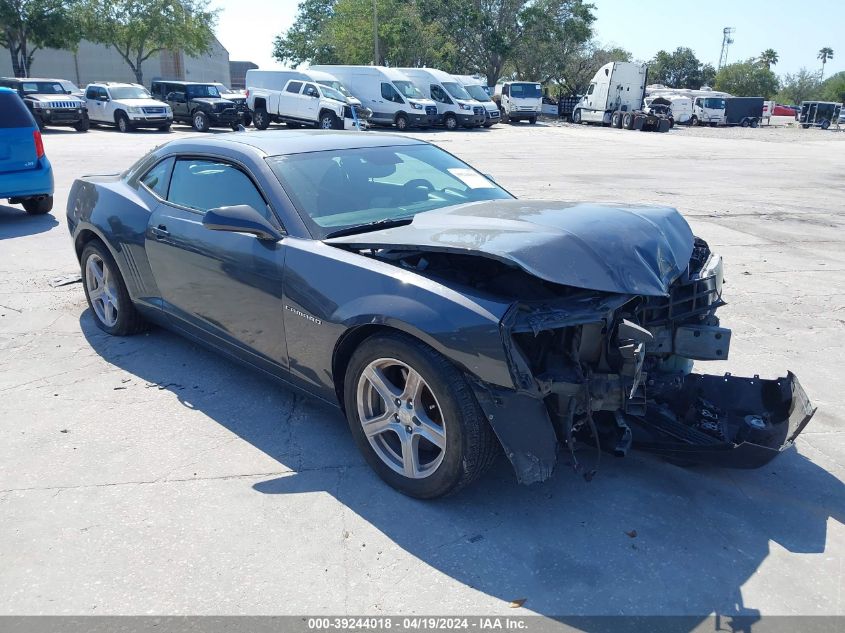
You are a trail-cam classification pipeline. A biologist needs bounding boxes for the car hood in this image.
[28,94,84,104]
[115,98,168,108]
[325,200,695,297]
[191,97,232,106]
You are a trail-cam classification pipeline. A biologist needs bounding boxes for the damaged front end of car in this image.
[492,238,815,483]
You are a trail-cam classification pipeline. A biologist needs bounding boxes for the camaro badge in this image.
[285,305,322,325]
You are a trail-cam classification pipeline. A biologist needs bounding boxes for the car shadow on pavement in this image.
[80,311,843,623]
[0,203,59,239]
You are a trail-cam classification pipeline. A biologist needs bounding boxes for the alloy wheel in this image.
[356,358,447,479]
[85,253,119,327]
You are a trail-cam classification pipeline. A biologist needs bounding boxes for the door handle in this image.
[151,224,170,239]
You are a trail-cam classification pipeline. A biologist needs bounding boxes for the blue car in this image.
[0,86,54,215]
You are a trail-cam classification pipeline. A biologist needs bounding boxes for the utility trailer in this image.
[725,97,764,127]
[798,101,842,129]
[572,62,671,132]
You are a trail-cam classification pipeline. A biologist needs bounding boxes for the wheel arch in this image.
[252,97,267,111]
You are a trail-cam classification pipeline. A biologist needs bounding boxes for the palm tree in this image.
[818,47,834,79]
[759,49,779,69]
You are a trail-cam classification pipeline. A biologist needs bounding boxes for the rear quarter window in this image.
[0,92,35,128]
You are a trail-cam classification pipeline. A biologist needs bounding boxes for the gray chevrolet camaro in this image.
[66,130,815,498]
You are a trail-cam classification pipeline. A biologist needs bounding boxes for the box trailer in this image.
[798,101,842,129]
[724,97,764,127]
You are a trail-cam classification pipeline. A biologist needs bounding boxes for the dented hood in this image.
[325,200,694,296]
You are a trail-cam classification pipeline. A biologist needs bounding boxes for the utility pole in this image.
[718,27,735,70]
[373,0,380,65]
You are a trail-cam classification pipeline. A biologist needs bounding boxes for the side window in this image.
[381,82,402,103]
[586,83,595,96]
[502,85,509,96]
[167,159,270,219]
[286,81,303,94]
[303,83,319,97]
[140,157,175,198]
[430,85,449,103]
[85,86,98,99]
[98,87,109,100]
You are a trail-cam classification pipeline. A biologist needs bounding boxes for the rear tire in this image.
[821,119,830,130]
[158,124,171,132]
[22,196,53,215]
[623,112,634,130]
[252,108,270,130]
[611,111,622,128]
[741,118,750,127]
[344,332,499,499]
[80,241,148,336]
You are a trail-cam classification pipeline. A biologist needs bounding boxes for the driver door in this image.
[142,156,289,373]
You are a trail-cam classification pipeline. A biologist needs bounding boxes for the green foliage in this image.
[819,71,845,103]
[648,47,714,89]
[0,0,81,77]
[714,58,780,98]
[552,43,631,95]
[775,68,822,105]
[510,0,596,84]
[81,0,218,83]
[758,49,779,69]
[818,47,834,79]
[273,0,597,87]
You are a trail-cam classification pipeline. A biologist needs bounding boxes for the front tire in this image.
[395,113,409,131]
[74,117,90,132]
[344,332,499,498]
[572,108,582,124]
[528,116,537,125]
[690,115,699,127]
[116,112,132,133]
[80,241,147,336]
[22,196,53,215]
[319,111,338,129]
[444,113,458,130]
[192,110,210,132]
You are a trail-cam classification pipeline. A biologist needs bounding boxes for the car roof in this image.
[0,86,13,93]
[1,77,65,83]
[162,129,427,157]
[152,80,213,86]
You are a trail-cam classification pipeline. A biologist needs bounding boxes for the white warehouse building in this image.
[0,37,231,88]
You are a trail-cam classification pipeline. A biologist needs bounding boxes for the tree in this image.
[555,42,630,95]
[714,58,779,98]
[776,68,822,105]
[648,47,713,89]
[819,71,845,104]
[758,48,779,69]
[818,47,834,80]
[0,0,80,77]
[509,0,595,84]
[81,0,218,84]
[272,0,338,66]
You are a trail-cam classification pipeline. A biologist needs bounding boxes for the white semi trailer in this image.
[572,62,671,132]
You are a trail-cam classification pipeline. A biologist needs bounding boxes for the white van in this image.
[398,68,486,129]
[452,75,500,127]
[311,65,438,130]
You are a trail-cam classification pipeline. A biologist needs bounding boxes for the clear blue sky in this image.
[212,0,843,78]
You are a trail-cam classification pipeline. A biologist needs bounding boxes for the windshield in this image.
[464,84,491,102]
[320,84,347,102]
[510,83,541,99]
[267,144,512,239]
[211,83,231,93]
[110,86,151,100]
[703,98,725,109]
[186,84,221,98]
[393,81,423,99]
[317,80,352,97]
[442,81,471,101]
[19,82,66,95]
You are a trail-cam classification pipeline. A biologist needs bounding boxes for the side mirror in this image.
[203,205,283,241]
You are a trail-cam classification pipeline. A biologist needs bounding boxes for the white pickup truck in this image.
[245,70,360,130]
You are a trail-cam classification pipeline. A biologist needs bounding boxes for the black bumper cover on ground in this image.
[629,372,816,468]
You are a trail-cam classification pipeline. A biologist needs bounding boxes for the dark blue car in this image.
[0,86,54,215]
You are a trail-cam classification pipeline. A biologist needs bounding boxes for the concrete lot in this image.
[1,121,843,619]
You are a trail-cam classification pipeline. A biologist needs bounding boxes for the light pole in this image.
[373,0,380,65]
